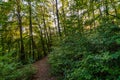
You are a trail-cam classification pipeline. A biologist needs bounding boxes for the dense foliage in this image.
[49,22,120,80]
[1,0,120,79]
[49,0,120,79]
[0,51,36,80]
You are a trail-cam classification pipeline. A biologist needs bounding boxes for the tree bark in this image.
[36,17,46,57]
[16,0,25,63]
[28,0,35,60]
[55,0,61,37]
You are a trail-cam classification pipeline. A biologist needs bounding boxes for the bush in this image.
[0,52,36,80]
[49,23,120,80]
[48,33,88,79]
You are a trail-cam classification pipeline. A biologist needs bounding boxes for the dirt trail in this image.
[32,57,56,80]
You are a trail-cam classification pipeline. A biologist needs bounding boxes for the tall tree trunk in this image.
[52,0,58,36]
[42,7,50,54]
[48,25,52,51]
[16,0,25,63]
[28,0,35,60]
[35,17,46,57]
[104,0,109,19]
[55,0,61,37]
[87,3,92,31]
[61,0,67,36]
[91,1,96,28]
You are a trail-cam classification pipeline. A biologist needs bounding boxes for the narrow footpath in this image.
[32,57,56,80]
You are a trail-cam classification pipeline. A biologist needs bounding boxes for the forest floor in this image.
[32,57,57,80]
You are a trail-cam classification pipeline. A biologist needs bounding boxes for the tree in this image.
[27,0,36,60]
[16,0,25,63]
[55,0,61,37]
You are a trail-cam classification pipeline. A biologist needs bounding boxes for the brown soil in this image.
[32,57,57,80]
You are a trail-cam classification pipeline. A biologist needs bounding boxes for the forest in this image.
[1,0,120,80]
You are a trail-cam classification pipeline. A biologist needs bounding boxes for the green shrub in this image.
[49,23,120,80]
[48,33,88,79]
[0,52,36,80]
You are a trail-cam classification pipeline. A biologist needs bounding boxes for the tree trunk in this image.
[36,17,46,57]
[16,0,25,63]
[28,0,35,60]
[55,0,61,37]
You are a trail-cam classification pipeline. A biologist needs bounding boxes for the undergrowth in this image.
[0,52,36,80]
[49,23,120,80]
